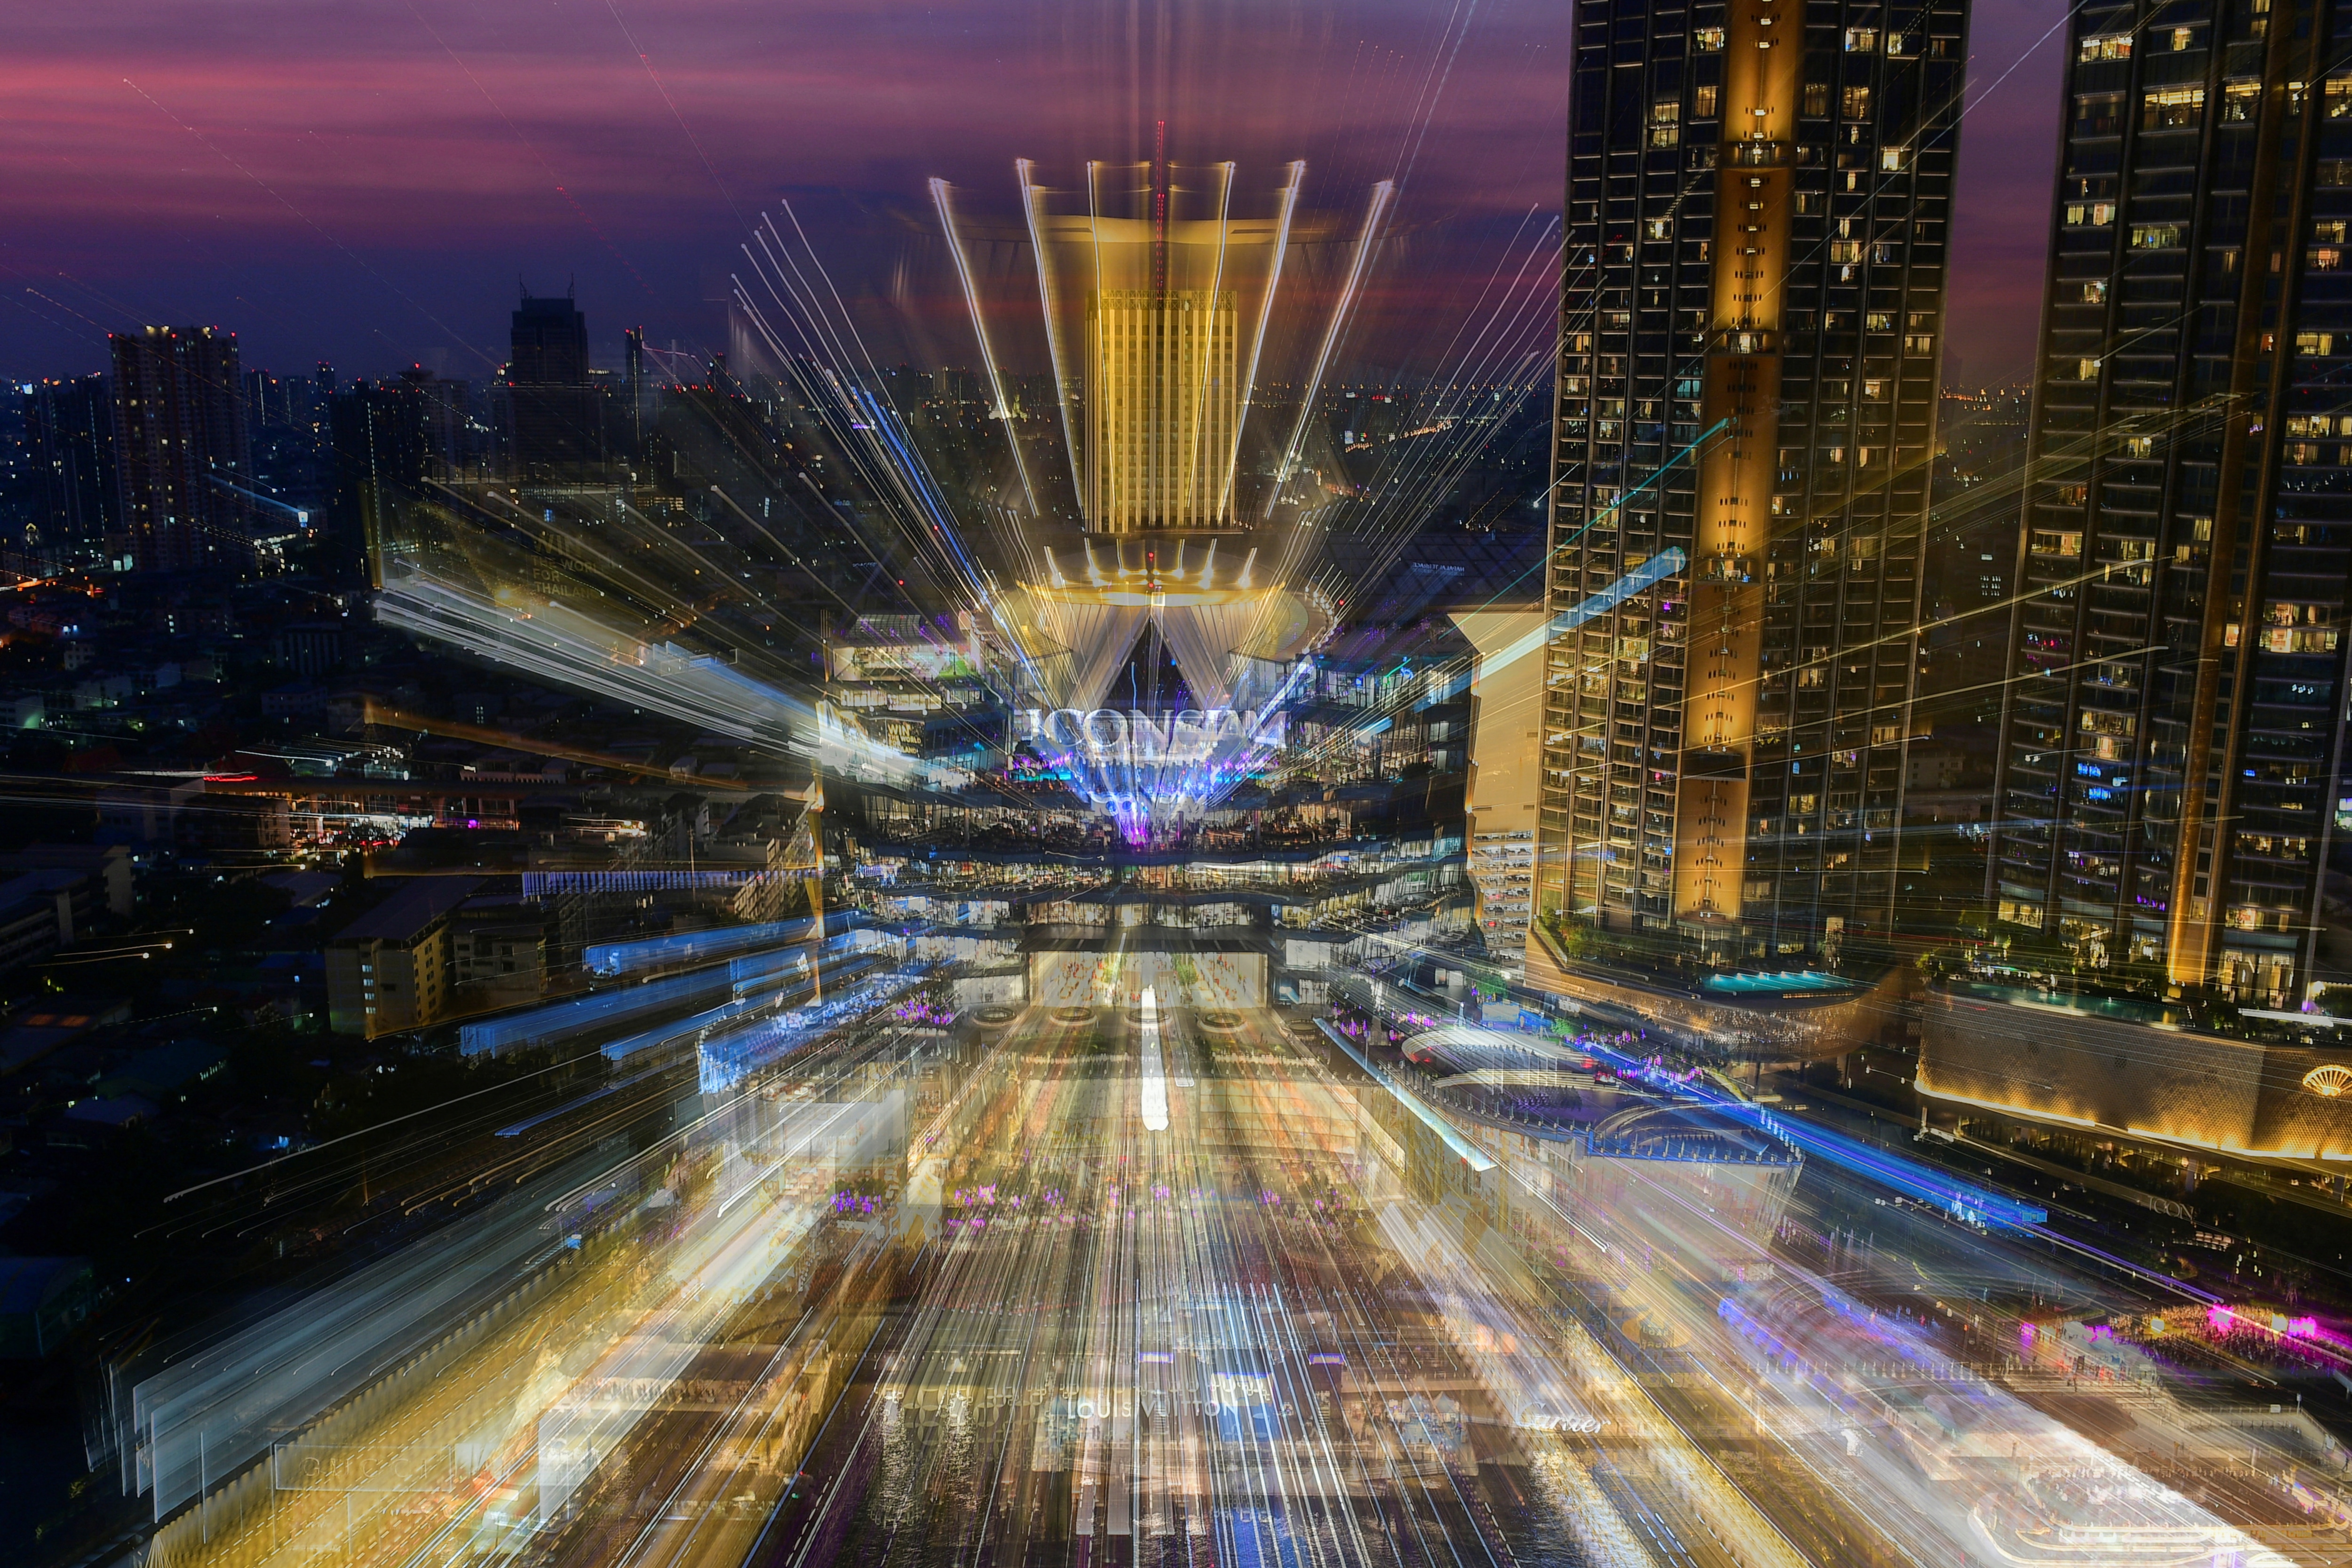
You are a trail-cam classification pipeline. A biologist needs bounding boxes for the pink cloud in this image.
[0,0,2058,388]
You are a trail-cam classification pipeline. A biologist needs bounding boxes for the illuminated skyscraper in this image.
[1084,285,1238,531]
[1533,0,1969,969]
[1987,0,2352,1007]
[110,325,255,574]
[1015,158,1305,534]
[919,158,1367,839]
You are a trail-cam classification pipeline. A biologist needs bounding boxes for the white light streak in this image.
[931,177,1040,516]
[1139,986,1169,1131]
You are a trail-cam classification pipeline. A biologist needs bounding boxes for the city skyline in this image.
[19,4,2352,1568]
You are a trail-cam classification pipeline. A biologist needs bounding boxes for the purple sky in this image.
[1,0,2066,389]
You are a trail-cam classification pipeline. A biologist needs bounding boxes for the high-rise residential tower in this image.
[1988,0,2352,1009]
[109,326,255,575]
[508,294,602,479]
[1532,0,1970,970]
[19,374,117,562]
[328,375,432,589]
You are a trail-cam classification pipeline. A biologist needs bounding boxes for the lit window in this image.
[2079,32,2133,62]
[2143,86,2205,130]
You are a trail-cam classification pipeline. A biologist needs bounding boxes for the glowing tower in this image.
[1017,156,1303,535]
[1534,0,1969,968]
[934,156,1391,836]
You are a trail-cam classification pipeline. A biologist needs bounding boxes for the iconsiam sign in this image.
[1017,698,1295,843]
[939,154,1376,839]
[991,533,1333,841]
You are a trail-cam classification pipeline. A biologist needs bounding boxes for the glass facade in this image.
[1537,0,1971,965]
[1989,0,2352,1007]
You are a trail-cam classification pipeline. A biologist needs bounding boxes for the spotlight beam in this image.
[1264,178,1397,521]
[931,177,1041,517]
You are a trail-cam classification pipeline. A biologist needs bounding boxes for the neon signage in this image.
[1018,707,1287,762]
[1015,706,1292,843]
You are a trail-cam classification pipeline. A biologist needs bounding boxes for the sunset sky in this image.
[1,0,2068,389]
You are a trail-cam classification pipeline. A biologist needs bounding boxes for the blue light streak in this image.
[461,967,744,1058]
[586,914,841,977]
[697,962,938,1093]
[1573,1035,2048,1229]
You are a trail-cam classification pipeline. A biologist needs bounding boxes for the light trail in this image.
[1139,986,1169,1131]
[115,985,2352,1568]
[1264,179,1398,523]
[364,699,748,790]
[1287,546,1691,782]
[929,177,1041,517]
[370,528,974,797]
